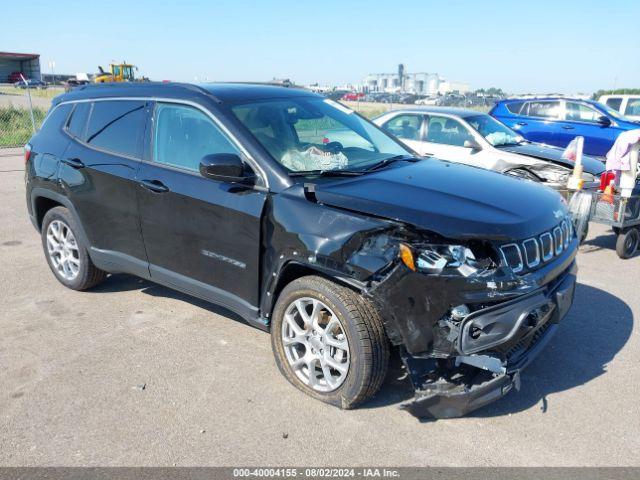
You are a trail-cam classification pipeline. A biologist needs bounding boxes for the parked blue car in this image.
[490,97,640,157]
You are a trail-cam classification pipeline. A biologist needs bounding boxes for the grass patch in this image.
[0,107,47,147]
[0,86,64,99]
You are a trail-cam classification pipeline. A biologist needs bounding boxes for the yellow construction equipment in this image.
[94,62,138,83]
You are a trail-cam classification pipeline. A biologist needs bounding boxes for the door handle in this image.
[561,125,575,130]
[139,179,169,193]
[61,157,84,168]
[516,122,527,126]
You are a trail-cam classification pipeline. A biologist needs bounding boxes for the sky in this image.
[3,0,639,94]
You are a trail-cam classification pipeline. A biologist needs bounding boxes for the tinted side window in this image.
[153,103,240,172]
[382,114,423,141]
[605,98,622,111]
[526,101,561,119]
[66,103,90,140]
[505,101,524,114]
[85,101,146,158]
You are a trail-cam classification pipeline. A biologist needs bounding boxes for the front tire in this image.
[271,275,389,409]
[41,207,106,290]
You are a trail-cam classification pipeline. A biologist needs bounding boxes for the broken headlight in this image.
[401,243,496,277]
[528,164,571,184]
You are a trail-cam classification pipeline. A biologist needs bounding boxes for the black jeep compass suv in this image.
[25,83,578,418]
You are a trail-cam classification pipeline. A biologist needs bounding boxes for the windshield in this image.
[231,97,410,174]
[465,114,524,146]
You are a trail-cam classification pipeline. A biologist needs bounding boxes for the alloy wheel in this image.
[281,297,350,392]
[46,220,80,281]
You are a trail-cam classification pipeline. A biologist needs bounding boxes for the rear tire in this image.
[41,207,106,290]
[271,275,389,409]
[616,228,639,259]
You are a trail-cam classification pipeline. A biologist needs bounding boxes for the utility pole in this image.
[48,61,56,85]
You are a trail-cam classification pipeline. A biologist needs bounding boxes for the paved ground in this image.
[0,150,638,466]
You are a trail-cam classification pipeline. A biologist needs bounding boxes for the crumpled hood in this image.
[497,142,605,175]
[313,160,568,242]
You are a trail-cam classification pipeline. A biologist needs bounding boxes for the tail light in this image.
[24,143,32,164]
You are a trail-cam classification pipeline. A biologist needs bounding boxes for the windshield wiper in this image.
[288,169,365,177]
[364,155,419,172]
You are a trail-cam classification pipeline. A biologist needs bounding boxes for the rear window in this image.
[85,100,146,158]
[505,101,524,114]
[66,103,90,140]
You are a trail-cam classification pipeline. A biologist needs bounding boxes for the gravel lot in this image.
[1,149,638,466]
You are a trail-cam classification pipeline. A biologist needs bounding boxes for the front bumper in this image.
[400,266,576,419]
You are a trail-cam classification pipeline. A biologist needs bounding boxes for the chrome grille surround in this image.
[540,232,554,261]
[499,219,575,273]
[522,238,540,268]
[499,243,523,273]
[553,227,563,255]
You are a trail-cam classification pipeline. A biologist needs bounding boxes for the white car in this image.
[598,94,640,121]
[374,107,605,190]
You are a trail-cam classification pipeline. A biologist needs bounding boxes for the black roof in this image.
[53,82,318,106]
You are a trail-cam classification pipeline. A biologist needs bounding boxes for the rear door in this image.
[60,99,149,276]
[513,100,563,146]
[136,101,266,313]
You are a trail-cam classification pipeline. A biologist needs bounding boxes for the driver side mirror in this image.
[199,153,250,183]
[597,115,612,127]
[463,139,483,151]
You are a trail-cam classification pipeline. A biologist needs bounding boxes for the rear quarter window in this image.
[605,97,623,111]
[505,101,524,114]
[37,104,72,138]
[85,100,147,158]
[66,103,91,140]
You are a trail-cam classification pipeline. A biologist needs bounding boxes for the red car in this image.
[340,92,364,101]
[8,71,26,83]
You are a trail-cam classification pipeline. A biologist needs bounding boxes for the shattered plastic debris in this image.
[281,146,348,172]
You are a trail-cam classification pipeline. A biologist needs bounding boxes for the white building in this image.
[362,70,469,95]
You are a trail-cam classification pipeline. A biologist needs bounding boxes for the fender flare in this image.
[262,259,367,322]
[30,187,91,249]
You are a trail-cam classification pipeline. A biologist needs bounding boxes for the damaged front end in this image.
[398,267,575,418]
[263,185,578,419]
[355,222,578,419]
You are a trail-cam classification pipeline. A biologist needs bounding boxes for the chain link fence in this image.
[0,85,61,148]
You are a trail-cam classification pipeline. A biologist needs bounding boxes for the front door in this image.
[136,102,267,315]
[561,101,616,156]
[419,114,477,164]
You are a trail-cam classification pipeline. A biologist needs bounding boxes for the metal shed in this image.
[0,51,41,83]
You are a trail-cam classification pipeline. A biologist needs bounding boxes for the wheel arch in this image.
[264,260,366,327]
[30,188,91,248]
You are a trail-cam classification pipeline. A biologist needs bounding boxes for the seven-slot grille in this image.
[499,219,573,273]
